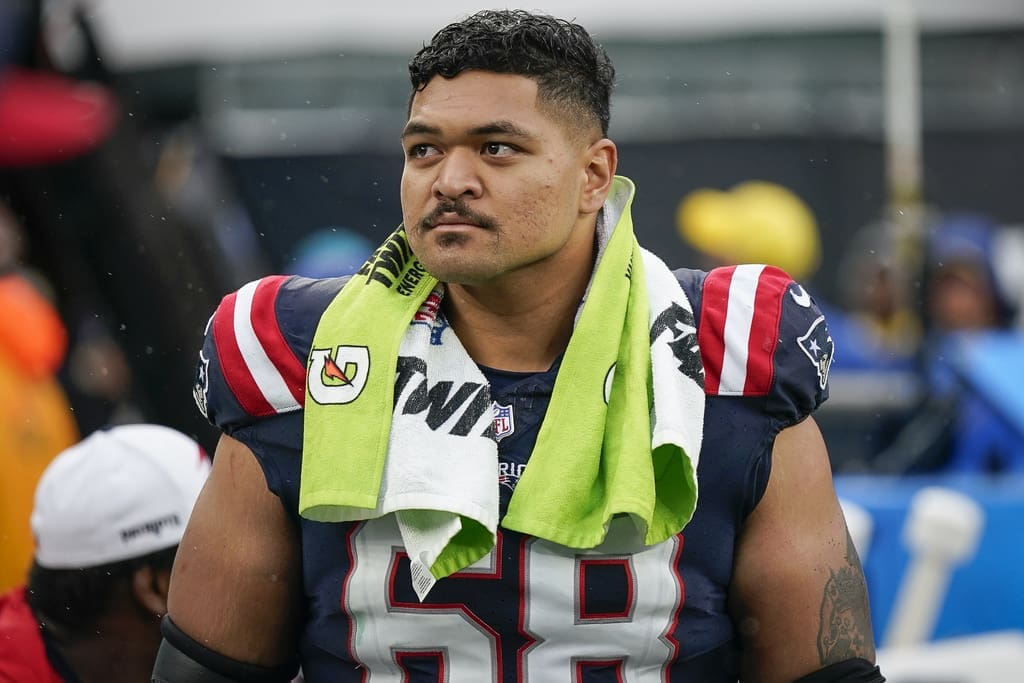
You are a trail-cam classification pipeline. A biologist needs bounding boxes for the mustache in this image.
[418,199,497,231]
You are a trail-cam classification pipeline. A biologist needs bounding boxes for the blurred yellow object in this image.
[676,181,821,280]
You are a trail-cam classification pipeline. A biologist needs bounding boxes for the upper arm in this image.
[166,433,303,667]
[729,417,876,682]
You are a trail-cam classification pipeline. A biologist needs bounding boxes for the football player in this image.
[155,10,882,683]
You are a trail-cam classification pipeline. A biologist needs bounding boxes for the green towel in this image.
[301,227,436,515]
[300,175,702,585]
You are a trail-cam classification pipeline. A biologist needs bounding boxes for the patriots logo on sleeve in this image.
[797,315,834,390]
[193,350,210,418]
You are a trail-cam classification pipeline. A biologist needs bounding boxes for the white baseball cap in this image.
[30,424,211,569]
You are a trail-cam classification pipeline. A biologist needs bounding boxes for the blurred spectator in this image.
[0,424,211,682]
[0,201,78,594]
[873,214,1024,474]
[1,0,125,591]
[827,223,922,373]
[151,123,272,288]
[64,318,146,434]
[923,214,1018,334]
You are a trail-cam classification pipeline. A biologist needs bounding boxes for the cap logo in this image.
[120,513,181,543]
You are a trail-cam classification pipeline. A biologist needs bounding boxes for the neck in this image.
[444,231,597,372]
[53,613,161,683]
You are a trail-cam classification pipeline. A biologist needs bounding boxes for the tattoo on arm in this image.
[816,529,875,664]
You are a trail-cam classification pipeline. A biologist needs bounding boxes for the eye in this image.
[407,143,439,159]
[483,142,516,157]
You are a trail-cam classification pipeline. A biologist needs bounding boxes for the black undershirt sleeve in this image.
[151,615,299,683]
[793,657,885,683]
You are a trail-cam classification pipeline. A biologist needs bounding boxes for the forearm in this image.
[165,434,304,668]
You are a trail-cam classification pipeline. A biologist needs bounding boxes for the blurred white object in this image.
[878,630,1024,682]
[839,497,874,564]
[884,486,985,648]
[991,225,1024,329]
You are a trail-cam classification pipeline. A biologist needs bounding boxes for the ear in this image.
[580,138,618,214]
[132,564,171,618]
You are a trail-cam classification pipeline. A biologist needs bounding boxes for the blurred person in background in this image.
[159,10,881,683]
[150,124,272,289]
[820,222,925,472]
[828,224,921,374]
[1,0,123,593]
[0,201,79,594]
[0,424,211,682]
[63,318,146,435]
[873,214,1024,474]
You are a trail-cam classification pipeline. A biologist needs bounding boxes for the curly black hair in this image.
[408,9,615,137]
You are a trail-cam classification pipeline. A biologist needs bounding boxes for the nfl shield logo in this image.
[492,402,515,442]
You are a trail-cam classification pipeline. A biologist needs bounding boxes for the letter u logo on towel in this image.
[308,346,371,404]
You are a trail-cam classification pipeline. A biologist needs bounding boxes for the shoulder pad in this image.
[193,275,348,431]
[680,264,833,422]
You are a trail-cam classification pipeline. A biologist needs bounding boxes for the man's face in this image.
[929,263,999,331]
[400,71,592,286]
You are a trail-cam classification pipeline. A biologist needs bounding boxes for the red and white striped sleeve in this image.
[199,275,307,424]
[696,264,832,420]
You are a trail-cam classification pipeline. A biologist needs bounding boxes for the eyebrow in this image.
[401,120,535,140]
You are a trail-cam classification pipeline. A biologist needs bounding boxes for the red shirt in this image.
[0,587,63,682]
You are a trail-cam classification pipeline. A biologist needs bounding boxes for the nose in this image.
[432,148,482,201]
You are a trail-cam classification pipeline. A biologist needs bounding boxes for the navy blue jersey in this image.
[193,264,832,682]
